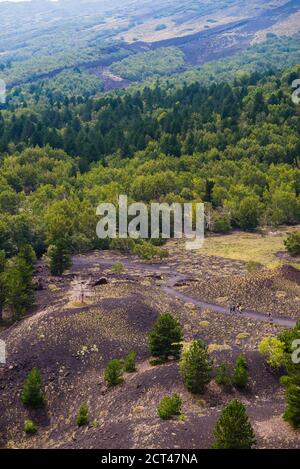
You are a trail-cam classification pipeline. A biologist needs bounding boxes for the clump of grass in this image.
[24,419,37,435]
[245,261,263,273]
[112,262,125,274]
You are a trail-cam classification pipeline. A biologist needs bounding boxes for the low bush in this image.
[124,351,137,373]
[215,363,231,386]
[76,403,89,426]
[24,419,37,434]
[21,368,44,409]
[104,359,124,386]
[284,231,300,257]
[157,394,182,420]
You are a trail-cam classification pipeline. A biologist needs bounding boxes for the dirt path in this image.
[74,253,296,328]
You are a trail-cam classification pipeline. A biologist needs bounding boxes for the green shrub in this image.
[76,403,89,426]
[148,313,183,360]
[284,231,300,257]
[110,238,135,254]
[104,359,124,386]
[112,262,125,274]
[236,196,261,230]
[149,357,166,366]
[231,354,248,389]
[281,364,300,428]
[133,241,168,260]
[157,394,182,420]
[278,321,300,354]
[212,213,231,233]
[212,399,256,449]
[179,340,211,394]
[124,351,137,373]
[258,337,286,368]
[24,419,37,435]
[215,363,231,386]
[21,368,44,409]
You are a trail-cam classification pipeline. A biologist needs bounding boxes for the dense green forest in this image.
[21,70,105,102]
[5,33,300,107]
[110,47,185,81]
[0,63,300,270]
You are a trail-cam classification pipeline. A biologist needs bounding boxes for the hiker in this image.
[237,303,243,314]
[268,312,273,322]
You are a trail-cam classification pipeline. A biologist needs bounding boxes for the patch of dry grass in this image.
[200,227,300,268]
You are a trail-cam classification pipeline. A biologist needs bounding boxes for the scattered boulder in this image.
[174,281,187,287]
[92,278,108,287]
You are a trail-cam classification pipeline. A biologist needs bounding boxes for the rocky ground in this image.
[0,242,300,449]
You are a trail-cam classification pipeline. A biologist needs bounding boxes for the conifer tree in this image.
[4,253,35,319]
[179,340,211,394]
[213,399,256,449]
[281,360,300,428]
[0,250,6,322]
[232,354,248,389]
[47,237,72,275]
[104,359,124,386]
[148,313,183,360]
[215,363,231,386]
[21,368,44,409]
[76,404,89,426]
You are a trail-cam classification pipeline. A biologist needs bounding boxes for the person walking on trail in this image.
[237,303,243,314]
[268,312,273,322]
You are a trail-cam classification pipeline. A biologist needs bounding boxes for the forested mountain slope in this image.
[0,65,300,260]
[1,0,300,93]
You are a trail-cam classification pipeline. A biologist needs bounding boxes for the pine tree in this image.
[18,244,36,271]
[124,351,137,373]
[281,360,300,428]
[47,238,72,276]
[179,340,211,394]
[4,254,35,319]
[76,404,89,426]
[0,250,6,322]
[232,354,248,389]
[148,313,183,360]
[215,363,231,386]
[213,399,256,449]
[104,359,124,386]
[21,368,44,409]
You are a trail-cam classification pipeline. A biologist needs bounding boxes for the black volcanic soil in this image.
[0,248,300,449]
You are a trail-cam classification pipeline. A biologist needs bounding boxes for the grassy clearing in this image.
[201,227,300,268]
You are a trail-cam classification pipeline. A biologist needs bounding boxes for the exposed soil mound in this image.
[277,265,300,285]
[181,266,300,319]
